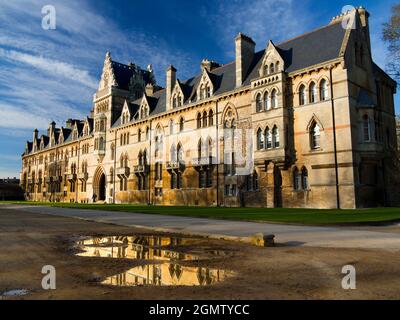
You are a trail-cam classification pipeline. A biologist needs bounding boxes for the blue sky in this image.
[0,0,398,177]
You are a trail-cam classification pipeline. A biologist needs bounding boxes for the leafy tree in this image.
[383,4,400,82]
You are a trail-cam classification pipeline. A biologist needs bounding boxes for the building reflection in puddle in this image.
[102,264,231,287]
[75,235,200,261]
[75,235,234,287]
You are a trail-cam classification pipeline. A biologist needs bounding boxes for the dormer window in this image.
[197,71,213,101]
[139,104,149,119]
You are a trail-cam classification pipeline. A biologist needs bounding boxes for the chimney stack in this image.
[235,33,255,87]
[166,65,176,110]
[145,83,155,96]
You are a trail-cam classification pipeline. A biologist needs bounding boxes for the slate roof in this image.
[111,61,153,90]
[113,21,348,125]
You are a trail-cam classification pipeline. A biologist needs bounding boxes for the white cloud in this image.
[0,48,98,89]
[0,103,50,129]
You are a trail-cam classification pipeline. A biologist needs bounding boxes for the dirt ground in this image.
[1,207,400,300]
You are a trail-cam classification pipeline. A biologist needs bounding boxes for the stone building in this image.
[20,7,399,208]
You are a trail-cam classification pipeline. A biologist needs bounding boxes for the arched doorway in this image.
[99,173,106,200]
[93,166,106,202]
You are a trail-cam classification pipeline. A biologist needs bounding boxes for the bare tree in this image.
[383,4,400,82]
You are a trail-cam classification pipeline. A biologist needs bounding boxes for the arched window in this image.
[265,127,272,149]
[264,91,270,111]
[263,64,269,76]
[208,110,214,126]
[124,153,128,167]
[272,126,280,148]
[270,63,275,74]
[275,61,280,72]
[179,117,184,132]
[299,84,306,105]
[257,128,264,150]
[145,127,150,140]
[309,82,317,103]
[138,129,142,142]
[206,85,211,98]
[177,143,184,163]
[293,167,301,191]
[143,149,147,165]
[202,111,208,127]
[196,113,202,128]
[301,167,309,190]
[256,93,262,112]
[207,138,213,158]
[310,122,321,149]
[200,84,205,100]
[172,94,177,108]
[271,89,277,109]
[320,79,328,101]
[137,151,143,166]
[197,139,203,159]
[363,115,370,142]
[99,137,104,150]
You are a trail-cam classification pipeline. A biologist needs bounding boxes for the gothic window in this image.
[177,143,184,163]
[320,79,328,101]
[309,82,317,103]
[270,63,275,74]
[271,89,277,109]
[172,94,177,108]
[206,85,211,98]
[197,113,202,128]
[200,84,205,100]
[179,117,184,132]
[264,91,270,110]
[293,167,301,191]
[145,126,150,140]
[208,110,214,126]
[363,115,371,142]
[301,167,309,190]
[299,84,306,105]
[275,61,280,72]
[272,126,280,148]
[257,128,264,150]
[265,127,272,149]
[138,128,142,142]
[202,111,208,127]
[256,93,263,112]
[263,64,269,76]
[99,137,105,150]
[310,122,321,149]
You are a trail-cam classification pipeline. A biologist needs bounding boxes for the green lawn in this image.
[2,200,400,225]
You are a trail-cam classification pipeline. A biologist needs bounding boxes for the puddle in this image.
[74,235,235,287]
[102,264,232,287]
[1,289,30,297]
[75,235,224,261]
